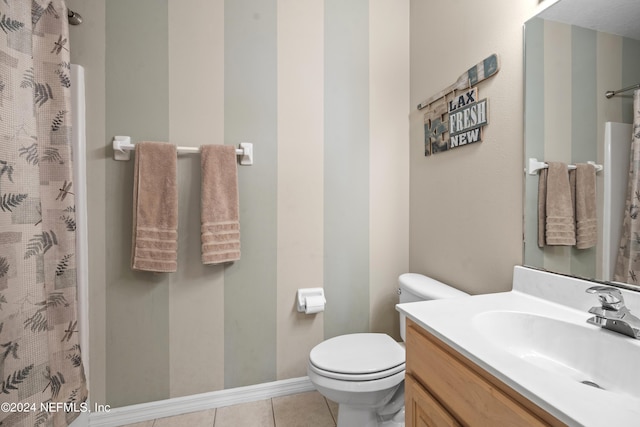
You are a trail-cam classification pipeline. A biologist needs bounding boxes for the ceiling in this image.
[538,0,640,40]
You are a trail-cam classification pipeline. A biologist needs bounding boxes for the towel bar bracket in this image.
[112,136,254,165]
[113,136,132,161]
[239,142,253,166]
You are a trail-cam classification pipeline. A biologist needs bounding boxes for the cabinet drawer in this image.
[406,320,563,427]
[406,373,461,427]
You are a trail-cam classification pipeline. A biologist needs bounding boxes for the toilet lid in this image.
[309,333,405,375]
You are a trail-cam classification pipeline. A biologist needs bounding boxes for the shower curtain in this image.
[615,90,640,285]
[0,1,87,426]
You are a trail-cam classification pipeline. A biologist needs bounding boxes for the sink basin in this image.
[473,311,640,399]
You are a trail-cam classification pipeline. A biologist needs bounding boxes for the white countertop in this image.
[397,288,640,426]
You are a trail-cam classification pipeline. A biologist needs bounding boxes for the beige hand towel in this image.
[545,162,576,246]
[131,142,178,272]
[537,168,547,248]
[201,145,240,264]
[575,163,597,249]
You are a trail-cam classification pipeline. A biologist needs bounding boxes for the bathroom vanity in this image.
[398,266,640,427]
[405,319,562,426]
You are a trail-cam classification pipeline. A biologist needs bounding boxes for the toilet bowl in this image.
[308,274,469,427]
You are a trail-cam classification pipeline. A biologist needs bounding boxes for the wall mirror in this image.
[523,0,640,289]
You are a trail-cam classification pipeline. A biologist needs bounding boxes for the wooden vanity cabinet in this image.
[405,319,566,427]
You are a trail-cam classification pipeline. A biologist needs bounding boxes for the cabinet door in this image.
[406,374,461,427]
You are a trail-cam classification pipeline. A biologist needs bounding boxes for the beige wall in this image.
[275,0,325,380]
[409,0,538,294]
[369,0,410,338]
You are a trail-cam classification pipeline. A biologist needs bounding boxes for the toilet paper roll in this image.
[304,295,325,314]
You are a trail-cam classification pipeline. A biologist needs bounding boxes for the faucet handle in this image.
[586,286,625,311]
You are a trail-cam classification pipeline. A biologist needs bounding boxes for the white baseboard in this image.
[89,376,315,427]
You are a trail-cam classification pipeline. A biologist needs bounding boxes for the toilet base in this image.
[337,405,378,427]
[309,366,405,427]
[381,407,405,427]
[336,405,404,427]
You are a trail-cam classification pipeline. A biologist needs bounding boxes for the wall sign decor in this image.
[419,54,499,156]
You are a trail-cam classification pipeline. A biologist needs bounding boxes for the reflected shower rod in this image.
[605,83,640,99]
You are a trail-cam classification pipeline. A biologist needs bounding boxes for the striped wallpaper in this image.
[524,18,640,280]
[101,0,409,407]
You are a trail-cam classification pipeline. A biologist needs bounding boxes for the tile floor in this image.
[122,391,338,427]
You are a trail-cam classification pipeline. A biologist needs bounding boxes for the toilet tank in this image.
[398,273,468,341]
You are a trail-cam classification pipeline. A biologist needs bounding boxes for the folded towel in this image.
[537,168,547,248]
[131,142,178,272]
[201,145,240,264]
[545,162,576,246]
[575,163,597,249]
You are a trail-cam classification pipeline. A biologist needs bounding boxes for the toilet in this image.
[307,273,469,427]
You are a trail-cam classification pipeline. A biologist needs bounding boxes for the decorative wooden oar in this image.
[417,54,500,110]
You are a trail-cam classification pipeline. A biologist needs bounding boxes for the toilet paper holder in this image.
[297,288,326,313]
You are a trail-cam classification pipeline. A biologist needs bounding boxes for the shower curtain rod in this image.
[605,83,640,99]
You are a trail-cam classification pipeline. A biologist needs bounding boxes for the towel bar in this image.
[112,136,253,166]
[527,158,602,176]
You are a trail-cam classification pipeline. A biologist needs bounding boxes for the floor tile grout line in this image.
[270,398,277,426]
[323,397,337,426]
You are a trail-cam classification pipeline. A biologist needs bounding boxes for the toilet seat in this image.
[309,333,405,381]
[308,364,406,395]
[309,360,405,381]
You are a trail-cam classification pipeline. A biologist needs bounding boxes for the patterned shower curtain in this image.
[615,90,640,285]
[0,1,88,426]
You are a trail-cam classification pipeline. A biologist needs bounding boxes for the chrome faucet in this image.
[586,286,640,339]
